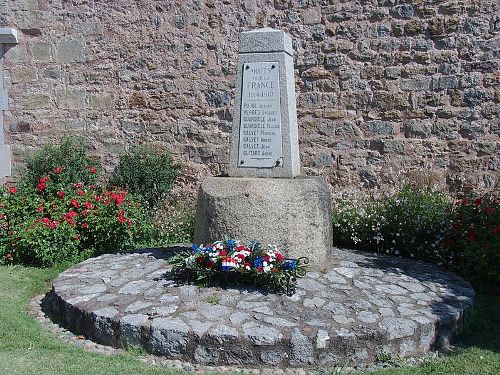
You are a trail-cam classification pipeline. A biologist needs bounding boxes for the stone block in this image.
[400,78,431,91]
[365,120,397,136]
[56,88,86,109]
[146,318,189,357]
[193,176,333,267]
[20,92,51,109]
[5,45,27,63]
[303,8,322,25]
[30,41,52,61]
[432,75,459,90]
[11,66,37,83]
[56,39,85,63]
[391,4,414,19]
[238,28,293,56]
[90,93,114,110]
[404,119,432,138]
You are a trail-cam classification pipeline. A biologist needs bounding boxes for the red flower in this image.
[88,166,97,174]
[70,199,80,208]
[276,253,285,262]
[452,223,461,231]
[117,209,126,223]
[81,222,88,229]
[54,167,63,174]
[8,187,16,194]
[39,176,49,184]
[272,268,279,273]
[37,182,47,192]
[474,198,482,206]
[66,211,77,219]
[77,190,85,196]
[485,207,496,215]
[57,191,65,198]
[37,205,44,213]
[461,199,469,206]
[467,229,476,242]
[257,266,264,272]
[73,235,79,240]
[196,256,204,264]
[84,201,92,209]
[206,261,215,268]
[493,225,500,235]
[81,209,89,217]
[219,250,227,256]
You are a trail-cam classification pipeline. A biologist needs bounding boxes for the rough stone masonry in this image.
[0,1,499,196]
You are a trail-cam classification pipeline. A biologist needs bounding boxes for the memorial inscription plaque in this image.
[238,62,282,168]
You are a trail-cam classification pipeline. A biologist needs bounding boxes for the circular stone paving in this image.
[47,247,474,368]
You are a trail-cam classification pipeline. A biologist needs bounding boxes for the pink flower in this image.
[81,222,88,229]
[88,166,97,174]
[54,166,63,174]
[84,201,92,209]
[70,199,80,208]
[8,187,16,194]
[37,205,44,213]
[57,191,65,198]
[77,190,85,196]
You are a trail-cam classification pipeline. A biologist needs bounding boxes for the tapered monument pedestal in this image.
[193,176,332,267]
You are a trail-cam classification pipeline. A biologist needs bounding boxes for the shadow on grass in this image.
[456,291,500,353]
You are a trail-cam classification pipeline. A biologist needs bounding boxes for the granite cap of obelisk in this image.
[239,28,293,55]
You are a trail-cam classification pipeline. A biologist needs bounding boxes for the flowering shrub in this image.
[21,136,100,190]
[0,165,153,267]
[332,186,499,287]
[108,144,180,210]
[333,185,452,263]
[444,195,499,285]
[169,240,308,294]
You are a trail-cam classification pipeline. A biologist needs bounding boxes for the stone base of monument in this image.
[193,176,333,266]
[46,247,474,370]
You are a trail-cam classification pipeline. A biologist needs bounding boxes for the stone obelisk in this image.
[194,28,332,266]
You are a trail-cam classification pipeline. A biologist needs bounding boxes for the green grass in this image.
[0,265,498,375]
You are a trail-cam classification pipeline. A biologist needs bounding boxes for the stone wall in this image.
[1,0,499,198]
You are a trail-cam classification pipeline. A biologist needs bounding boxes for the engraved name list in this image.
[238,61,283,168]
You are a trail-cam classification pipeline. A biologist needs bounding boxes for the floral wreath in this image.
[168,240,308,295]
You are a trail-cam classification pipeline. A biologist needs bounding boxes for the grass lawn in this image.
[0,265,498,375]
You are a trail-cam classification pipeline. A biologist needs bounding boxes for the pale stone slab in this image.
[0,144,11,178]
[229,28,300,178]
[238,61,282,168]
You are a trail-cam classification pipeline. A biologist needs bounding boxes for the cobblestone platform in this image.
[48,247,474,368]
